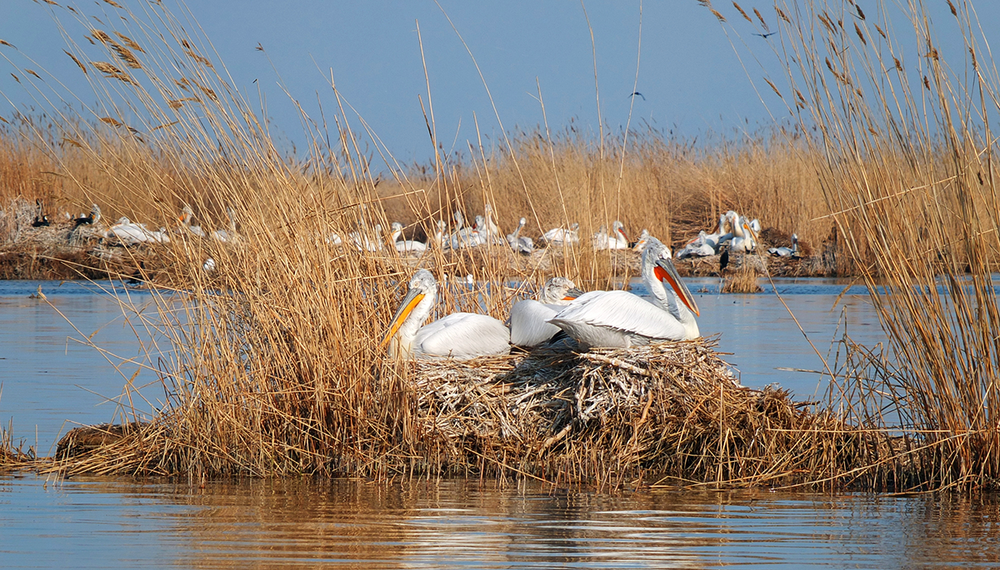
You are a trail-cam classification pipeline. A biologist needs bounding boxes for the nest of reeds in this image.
[407,337,870,486]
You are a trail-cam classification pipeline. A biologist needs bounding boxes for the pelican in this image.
[543,222,579,246]
[508,277,583,347]
[632,229,650,251]
[677,211,738,259]
[380,269,511,359]
[730,217,759,253]
[769,233,799,257]
[179,205,205,237]
[450,210,482,249]
[480,204,507,246]
[348,224,384,252]
[548,236,700,349]
[390,222,427,256]
[432,219,449,250]
[593,220,629,250]
[210,208,239,243]
[506,217,534,255]
[105,217,170,245]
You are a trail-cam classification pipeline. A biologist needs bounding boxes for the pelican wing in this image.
[414,312,510,359]
[549,291,689,346]
[509,300,562,347]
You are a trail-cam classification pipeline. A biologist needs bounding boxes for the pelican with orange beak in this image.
[548,236,700,349]
[379,269,510,359]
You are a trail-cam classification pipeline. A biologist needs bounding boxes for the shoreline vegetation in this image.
[3,0,1000,491]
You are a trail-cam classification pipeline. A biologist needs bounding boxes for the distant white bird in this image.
[480,204,507,246]
[433,219,449,250]
[548,237,700,349]
[676,211,738,259]
[543,222,580,246]
[179,205,205,237]
[105,217,170,245]
[508,277,583,347]
[593,220,629,250]
[380,269,510,359]
[390,222,427,256]
[203,257,216,272]
[450,211,482,249]
[769,233,799,257]
[730,217,759,253]
[506,217,534,255]
[348,224,384,252]
[210,208,239,243]
[632,229,650,252]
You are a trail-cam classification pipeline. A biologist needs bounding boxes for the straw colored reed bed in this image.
[50,338,879,489]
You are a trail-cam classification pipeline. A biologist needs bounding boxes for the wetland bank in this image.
[2,0,1000,502]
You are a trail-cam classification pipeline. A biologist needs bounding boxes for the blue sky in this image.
[1,1,996,166]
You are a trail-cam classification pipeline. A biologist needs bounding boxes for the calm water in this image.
[3,279,999,569]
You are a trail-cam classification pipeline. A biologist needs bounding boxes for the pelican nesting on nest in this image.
[592,221,629,250]
[390,222,427,256]
[380,269,510,359]
[548,236,700,349]
[508,277,583,348]
[543,223,579,246]
[506,217,534,255]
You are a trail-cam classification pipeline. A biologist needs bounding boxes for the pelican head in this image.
[180,204,194,225]
[379,269,439,356]
[474,215,485,230]
[90,204,101,224]
[632,229,650,251]
[391,221,404,232]
[641,237,700,317]
[539,277,584,305]
[612,220,628,241]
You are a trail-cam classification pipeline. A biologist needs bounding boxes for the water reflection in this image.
[4,475,1000,568]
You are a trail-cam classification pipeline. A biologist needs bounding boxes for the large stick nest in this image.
[408,338,867,487]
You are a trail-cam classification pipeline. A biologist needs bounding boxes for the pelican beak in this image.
[618,227,629,242]
[378,288,425,350]
[563,287,585,301]
[653,258,700,317]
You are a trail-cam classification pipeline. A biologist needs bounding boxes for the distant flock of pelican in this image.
[329,204,645,258]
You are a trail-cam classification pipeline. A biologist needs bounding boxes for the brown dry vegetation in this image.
[2,0,999,491]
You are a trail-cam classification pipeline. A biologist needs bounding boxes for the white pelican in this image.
[543,222,579,246]
[730,217,759,253]
[508,277,583,347]
[390,222,427,256]
[450,211,482,249]
[593,220,629,250]
[348,224,384,252]
[210,208,239,243]
[480,204,507,246]
[676,211,739,259]
[769,233,799,257]
[105,217,170,245]
[506,217,534,255]
[632,229,650,252]
[179,205,205,237]
[380,269,510,359]
[433,220,449,250]
[548,236,700,349]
